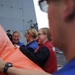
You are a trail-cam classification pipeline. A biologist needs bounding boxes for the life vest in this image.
[43,41,57,74]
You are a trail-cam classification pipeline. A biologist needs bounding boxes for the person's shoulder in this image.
[53,58,75,75]
[29,41,38,47]
[39,46,49,52]
[18,41,25,47]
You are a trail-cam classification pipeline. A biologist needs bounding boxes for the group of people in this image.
[6,27,57,73]
[7,27,57,74]
[7,30,25,47]
[0,0,75,75]
[20,28,57,74]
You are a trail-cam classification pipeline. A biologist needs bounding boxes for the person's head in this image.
[39,0,75,51]
[25,28,38,43]
[12,31,20,44]
[7,30,10,34]
[38,28,51,44]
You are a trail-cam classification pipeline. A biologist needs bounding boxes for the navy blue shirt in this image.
[12,41,25,47]
[26,40,38,51]
[53,58,75,75]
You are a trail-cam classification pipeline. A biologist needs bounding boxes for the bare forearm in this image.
[0,58,52,75]
[7,67,51,75]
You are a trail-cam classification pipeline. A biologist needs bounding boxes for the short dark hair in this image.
[7,30,10,32]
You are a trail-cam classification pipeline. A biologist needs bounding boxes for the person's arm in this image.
[0,58,51,75]
[20,46,50,67]
[8,67,51,75]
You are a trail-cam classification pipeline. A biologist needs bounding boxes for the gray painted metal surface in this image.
[0,0,38,44]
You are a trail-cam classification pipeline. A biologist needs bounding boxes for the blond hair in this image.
[26,28,38,39]
[40,28,51,41]
[12,31,20,37]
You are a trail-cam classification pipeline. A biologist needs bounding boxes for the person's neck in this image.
[63,40,75,62]
[28,38,34,43]
[42,39,49,45]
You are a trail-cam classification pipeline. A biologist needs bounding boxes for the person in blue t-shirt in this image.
[12,31,25,48]
[20,28,38,51]
[0,0,75,75]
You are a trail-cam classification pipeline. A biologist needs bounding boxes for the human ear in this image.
[63,0,75,22]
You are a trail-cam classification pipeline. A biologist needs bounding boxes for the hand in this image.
[14,44,20,49]
[0,58,5,72]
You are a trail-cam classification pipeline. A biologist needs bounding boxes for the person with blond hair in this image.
[12,31,25,48]
[24,28,38,51]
